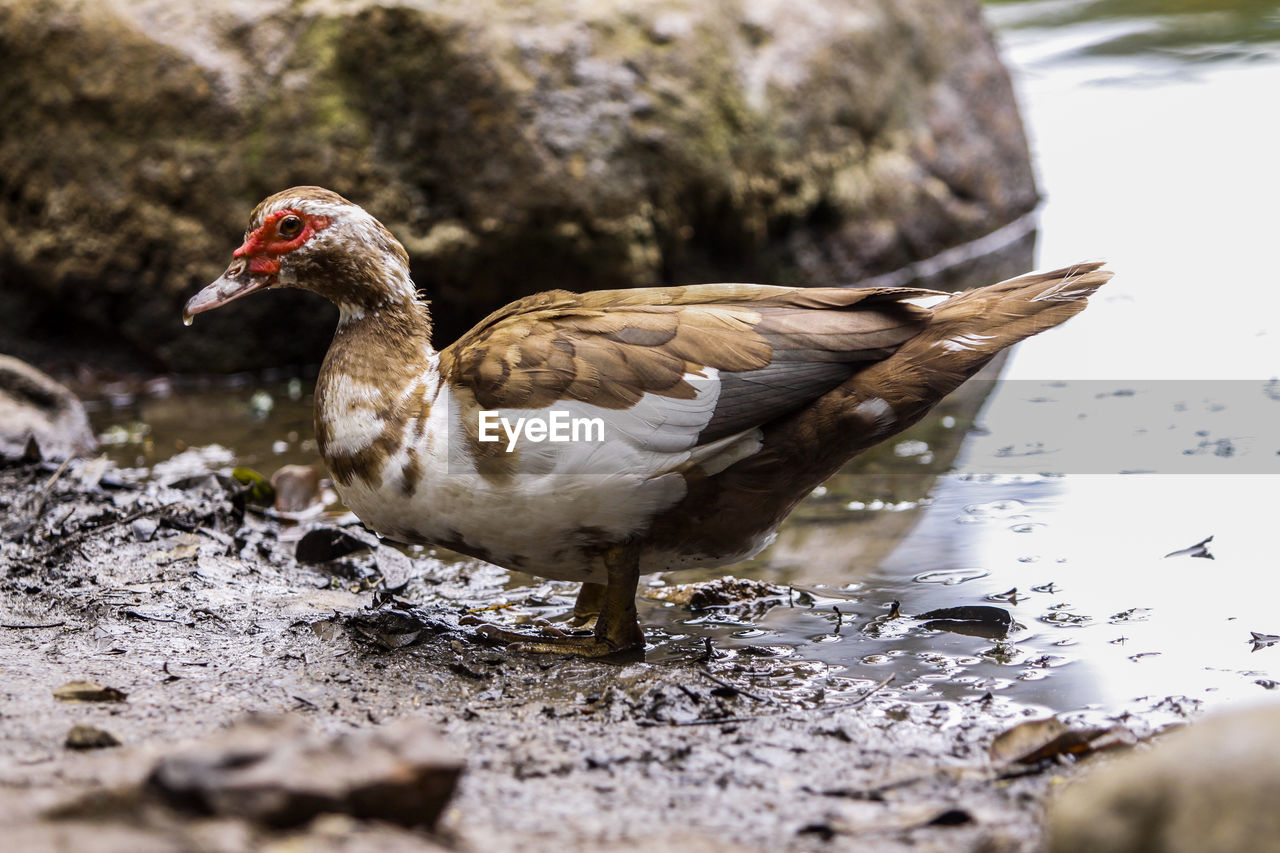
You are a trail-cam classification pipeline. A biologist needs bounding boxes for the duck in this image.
[184,186,1111,657]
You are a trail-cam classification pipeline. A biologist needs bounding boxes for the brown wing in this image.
[438,283,943,443]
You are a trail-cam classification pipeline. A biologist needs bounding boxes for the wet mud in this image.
[0,453,1168,853]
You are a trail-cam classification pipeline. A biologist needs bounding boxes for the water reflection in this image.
[986,0,1280,64]
[647,0,1280,717]
[652,0,1280,715]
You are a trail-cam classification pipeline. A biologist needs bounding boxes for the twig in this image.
[1,621,66,629]
[1,457,74,537]
[813,674,896,713]
[42,457,73,492]
[120,609,180,624]
[29,508,161,559]
[700,670,773,703]
[637,715,754,728]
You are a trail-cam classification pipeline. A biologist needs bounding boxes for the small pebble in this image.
[65,724,121,750]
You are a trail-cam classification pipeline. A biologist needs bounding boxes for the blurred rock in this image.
[0,0,1035,372]
[53,680,128,703]
[1047,704,1280,853]
[296,525,380,563]
[270,463,322,514]
[145,715,463,829]
[0,355,96,461]
[65,724,122,750]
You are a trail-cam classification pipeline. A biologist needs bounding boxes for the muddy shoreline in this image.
[0,453,1178,852]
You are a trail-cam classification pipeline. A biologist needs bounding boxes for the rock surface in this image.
[145,716,463,829]
[1047,704,1280,853]
[0,355,97,461]
[0,0,1035,372]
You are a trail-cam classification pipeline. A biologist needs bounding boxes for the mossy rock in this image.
[0,0,1035,372]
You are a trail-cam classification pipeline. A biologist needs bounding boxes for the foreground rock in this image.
[1047,704,1280,853]
[0,355,96,462]
[0,0,1035,372]
[146,716,462,829]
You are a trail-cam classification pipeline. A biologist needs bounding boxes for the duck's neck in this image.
[315,287,438,488]
[334,292,434,349]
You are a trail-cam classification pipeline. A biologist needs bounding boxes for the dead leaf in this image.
[917,605,1013,639]
[149,543,200,564]
[990,717,1133,766]
[53,680,128,702]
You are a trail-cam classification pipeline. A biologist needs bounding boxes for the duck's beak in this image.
[183,259,273,325]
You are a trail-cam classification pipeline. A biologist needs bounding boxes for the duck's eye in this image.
[278,214,304,239]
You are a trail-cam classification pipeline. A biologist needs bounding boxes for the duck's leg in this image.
[567,581,606,629]
[478,546,644,658]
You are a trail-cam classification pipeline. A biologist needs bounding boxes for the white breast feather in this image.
[337,367,766,580]
[324,378,386,455]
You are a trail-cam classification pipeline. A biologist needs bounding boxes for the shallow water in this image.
[85,0,1280,721]
[655,1,1280,717]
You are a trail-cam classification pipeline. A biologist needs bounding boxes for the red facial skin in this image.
[234,209,333,276]
[182,208,336,323]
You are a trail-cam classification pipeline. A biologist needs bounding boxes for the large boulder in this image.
[1048,704,1280,853]
[0,0,1036,373]
[0,355,97,461]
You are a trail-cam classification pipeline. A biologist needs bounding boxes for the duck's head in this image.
[183,186,416,325]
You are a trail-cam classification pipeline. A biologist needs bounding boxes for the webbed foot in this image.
[477,622,642,659]
[477,550,642,659]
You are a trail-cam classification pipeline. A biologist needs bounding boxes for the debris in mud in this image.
[230,466,275,506]
[1047,705,1280,853]
[374,546,415,590]
[144,716,463,829]
[296,526,380,564]
[990,717,1134,767]
[270,463,323,514]
[917,605,1014,639]
[65,724,121,750]
[53,680,128,703]
[645,576,788,611]
[1164,535,1214,559]
[1249,631,1279,652]
[989,587,1024,604]
[341,604,462,650]
[0,447,1218,853]
[130,516,159,541]
[861,599,911,638]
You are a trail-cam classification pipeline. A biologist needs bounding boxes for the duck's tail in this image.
[928,261,1113,360]
[648,262,1112,556]
[840,261,1112,423]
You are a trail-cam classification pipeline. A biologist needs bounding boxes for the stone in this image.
[270,463,323,514]
[0,0,1035,373]
[145,715,464,829]
[296,526,380,564]
[0,356,97,462]
[53,680,128,703]
[1047,704,1280,853]
[65,724,122,750]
